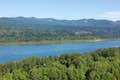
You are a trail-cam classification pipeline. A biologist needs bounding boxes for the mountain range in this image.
[0,17,120,28]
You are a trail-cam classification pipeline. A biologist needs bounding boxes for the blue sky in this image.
[0,0,120,20]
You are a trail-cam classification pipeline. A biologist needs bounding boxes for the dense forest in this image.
[0,17,120,42]
[0,27,120,42]
[0,47,120,80]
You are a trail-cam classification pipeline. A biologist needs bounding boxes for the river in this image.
[0,40,120,63]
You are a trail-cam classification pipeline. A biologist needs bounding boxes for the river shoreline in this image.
[0,39,106,45]
[0,39,119,45]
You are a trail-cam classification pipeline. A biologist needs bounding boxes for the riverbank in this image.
[0,39,102,45]
[0,38,119,45]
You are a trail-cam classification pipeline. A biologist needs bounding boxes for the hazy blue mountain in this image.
[0,17,119,28]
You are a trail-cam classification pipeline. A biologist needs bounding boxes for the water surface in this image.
[0,40,120,63]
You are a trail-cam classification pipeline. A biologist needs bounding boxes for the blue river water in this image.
[0,40,120,63]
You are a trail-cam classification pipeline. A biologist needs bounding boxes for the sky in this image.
[0,0,120,20]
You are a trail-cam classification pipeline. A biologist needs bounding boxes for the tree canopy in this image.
[0,48,120,80]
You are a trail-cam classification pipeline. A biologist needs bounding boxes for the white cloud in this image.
[98,11,120,21]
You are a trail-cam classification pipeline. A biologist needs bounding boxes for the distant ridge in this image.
[0,17,120,28]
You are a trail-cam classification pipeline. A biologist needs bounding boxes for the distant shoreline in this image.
[0,38,119,45]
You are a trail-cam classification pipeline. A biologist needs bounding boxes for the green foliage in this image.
[0,48,120,80]
[0,27,120,43]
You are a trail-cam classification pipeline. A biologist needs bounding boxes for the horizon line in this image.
[0,16,119,21]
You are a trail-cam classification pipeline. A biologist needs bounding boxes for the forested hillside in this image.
[0,17,120,42]
[0,48,120,80]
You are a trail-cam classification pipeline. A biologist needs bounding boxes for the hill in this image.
[0,17,120,42]
[0,17,120,28]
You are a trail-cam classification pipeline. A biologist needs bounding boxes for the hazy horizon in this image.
[0,16,119,21]
[0,0,120,21]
